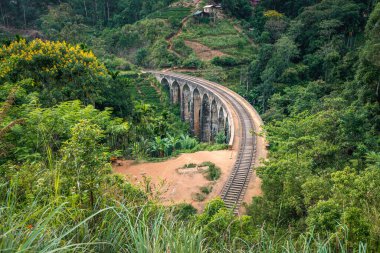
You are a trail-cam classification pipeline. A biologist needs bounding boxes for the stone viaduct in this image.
[153,73,235,146]
[150,71,267,213]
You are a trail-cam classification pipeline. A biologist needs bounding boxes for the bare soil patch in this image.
[184,40,227,61]
[113,150,236,211]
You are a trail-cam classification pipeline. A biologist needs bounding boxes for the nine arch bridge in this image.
[156,74,235,146]
[150,71,265,213]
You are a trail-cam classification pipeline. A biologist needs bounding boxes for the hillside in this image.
[0,0,379,252]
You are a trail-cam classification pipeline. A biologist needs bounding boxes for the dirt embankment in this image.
[184,40,227,61]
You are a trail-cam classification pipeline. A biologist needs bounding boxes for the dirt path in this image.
[184,40,227,61]
[166,4,194,55]
[114,150,237,211]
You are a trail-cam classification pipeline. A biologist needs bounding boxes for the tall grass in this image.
[0,184,204,252]
[0,183,368,252]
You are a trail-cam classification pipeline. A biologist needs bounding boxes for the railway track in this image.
[156,72,258,213]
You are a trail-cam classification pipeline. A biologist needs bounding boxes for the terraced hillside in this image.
[179,20,256,60]
[124,76,163,106]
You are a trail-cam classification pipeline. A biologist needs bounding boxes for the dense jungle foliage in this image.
[0,0,379,252]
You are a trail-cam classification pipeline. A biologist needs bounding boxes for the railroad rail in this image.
[150,71,260,213]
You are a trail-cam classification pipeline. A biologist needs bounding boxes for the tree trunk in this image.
[83,0,88,17]
[23,4,26,28]
[0,3,5,26]
[93,0,98,25]
[106,0,110,23]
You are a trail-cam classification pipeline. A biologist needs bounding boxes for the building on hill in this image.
[192,10,209,19]
[192,4,222,22]
[203,5,215,14]
[203,4,223,13]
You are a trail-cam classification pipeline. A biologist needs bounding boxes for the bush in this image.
[193,192,207,202]
[172,38,193,57]
[211,56,239,67]
[184,163,197,168]
[205,164,221,181]
[0,39,108,106]
[200,185,213,195]
[149,39,180,67]
[136,48,149,66]
[182,54,203,69]
[215,132,226,144]
[180,135,199,149]
[172,203,197,220]
[103,57,133,71]
[200,162,222,181]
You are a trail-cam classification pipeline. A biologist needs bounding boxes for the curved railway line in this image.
[152,71,264,213]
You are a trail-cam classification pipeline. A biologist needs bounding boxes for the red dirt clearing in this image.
[114,150,237,211]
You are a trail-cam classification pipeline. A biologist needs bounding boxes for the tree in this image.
[263,10,288,42]
[355,2,380,104]
[0,39,108,106]
[59,120,111,209]
[254,36,299,112]
[221,0,253,19]
[306,200,341,234]
[0,87,24,140]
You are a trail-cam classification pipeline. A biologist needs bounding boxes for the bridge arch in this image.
[192,88,201,138]
[218,107,225,142]
[210,100,218,142]
[155,73,234,147]
[161,78,170,99]
[172,81,180,104]
[201,94,211,142]
[225,117,230,144]
[182,84,191,122]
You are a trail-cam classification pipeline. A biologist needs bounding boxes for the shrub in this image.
[182,54,203,69]
[211,56,239,67]
[136,48,149,66]
[206,164,221,181]
[200,161,214,167]
[172,203,197,220]
[172,38,193,57]
[0,39,108,106]
[200,185,213,195]
[200,162,222,181]
[193,192,207,202]
[215,132,226,144]
[180,135,199,149]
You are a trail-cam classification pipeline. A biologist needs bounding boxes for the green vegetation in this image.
[147,6,192,28]
[184,163,198,168]
[242,0,380,251]
[200,161,222,181]
[0,0,379,251]
[192,192,207,202]
[200,185,213,195]
[180,19,255,59]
